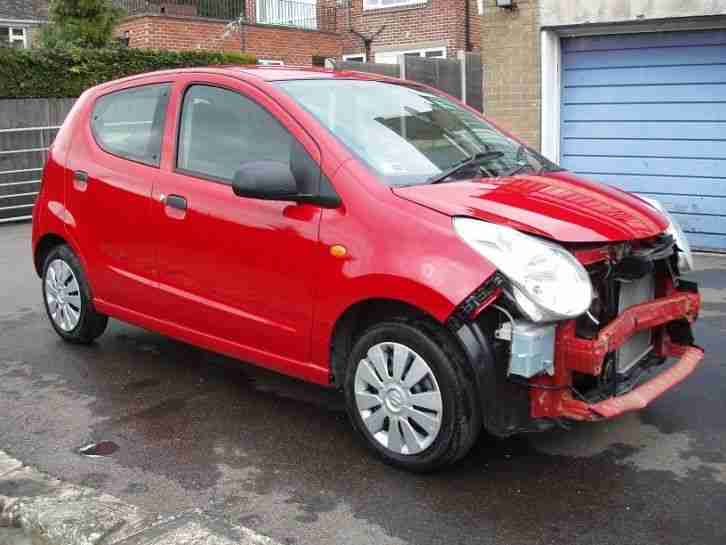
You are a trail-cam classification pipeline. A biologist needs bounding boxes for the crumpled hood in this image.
[392,170,669,243]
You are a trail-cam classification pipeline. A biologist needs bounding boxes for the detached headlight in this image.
[454,218,592,323]
[640,197,694,273]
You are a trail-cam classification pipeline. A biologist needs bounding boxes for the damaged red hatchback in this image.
[32,67,703,471]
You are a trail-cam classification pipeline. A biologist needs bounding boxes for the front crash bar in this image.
[531,290,701,420]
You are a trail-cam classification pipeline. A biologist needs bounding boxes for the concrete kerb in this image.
[0,450,279,545]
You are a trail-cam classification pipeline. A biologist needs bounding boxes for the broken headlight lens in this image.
[453,217,593,322]
[640,197,694,273]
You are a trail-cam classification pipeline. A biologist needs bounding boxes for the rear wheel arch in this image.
[34,233,68,277]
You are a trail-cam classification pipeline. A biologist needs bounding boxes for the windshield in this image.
[276,79,560,186]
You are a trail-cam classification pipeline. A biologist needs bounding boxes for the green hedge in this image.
[0,47,256,98]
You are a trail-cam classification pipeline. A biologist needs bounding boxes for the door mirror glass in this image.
[232,161,298,200]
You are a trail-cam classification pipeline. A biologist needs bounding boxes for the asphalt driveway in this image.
[1,222,724,545]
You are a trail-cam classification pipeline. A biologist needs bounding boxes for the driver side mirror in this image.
[232,161,298,201]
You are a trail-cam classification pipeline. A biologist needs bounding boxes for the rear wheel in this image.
[344,319,481,472]
[42,244,108,344]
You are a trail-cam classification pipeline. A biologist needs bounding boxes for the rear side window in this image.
[177,85,293,183]
[91,84,170,167]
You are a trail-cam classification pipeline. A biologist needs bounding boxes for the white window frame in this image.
[258,59,285,66]
[342,53,367,62]
[1,25,28,48]
[363,0,424,11]
[374,46,446,64]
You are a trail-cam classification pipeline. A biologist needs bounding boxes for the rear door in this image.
[66,82,171,314]
[151,75,324,374]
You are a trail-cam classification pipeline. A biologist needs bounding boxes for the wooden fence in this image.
[335,52,484,112]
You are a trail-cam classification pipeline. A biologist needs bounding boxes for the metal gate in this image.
[0,98,76,223]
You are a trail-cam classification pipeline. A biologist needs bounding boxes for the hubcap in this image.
[354,342,443,456]
[45,259,81,332]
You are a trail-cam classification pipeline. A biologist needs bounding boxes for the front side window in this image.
[91,84,170,167]
[278,79,560,186]
[177,85,295,184]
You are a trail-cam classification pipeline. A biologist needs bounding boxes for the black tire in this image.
[344,318,481,472]
[42,244,108,344]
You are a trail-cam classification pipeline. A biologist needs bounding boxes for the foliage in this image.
[0,47,256,98]
[39,0,125,49]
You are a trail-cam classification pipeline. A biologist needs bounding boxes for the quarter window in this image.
[177,85,295,184]
[91,84,170,167]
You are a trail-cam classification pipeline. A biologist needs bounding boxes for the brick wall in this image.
[338,0,481,59]
[116,15,241,52]
[480,0,540,149]
[241,24,342,64]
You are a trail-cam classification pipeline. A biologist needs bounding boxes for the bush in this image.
[40,0,124,49]
[0,47,256,98]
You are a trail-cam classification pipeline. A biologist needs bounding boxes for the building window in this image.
[0,26,27,48]
[363,0,425,10]
[258,59,285,66]
[256,0,318,30]
[375,47,446,64]
[342,53,366,62]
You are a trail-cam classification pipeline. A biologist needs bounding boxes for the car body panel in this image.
[393,170,669,243]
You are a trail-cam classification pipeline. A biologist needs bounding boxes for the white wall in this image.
[540,0,726,28]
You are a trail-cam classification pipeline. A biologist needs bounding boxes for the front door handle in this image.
[164,194,187,211]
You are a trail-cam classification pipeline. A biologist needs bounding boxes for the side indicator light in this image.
[330,245,347,258]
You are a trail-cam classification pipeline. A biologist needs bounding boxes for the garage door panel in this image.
[565,83,726,105]
[564,64,726,87]
[563,156,726,177]
[669,212,726,235]
[565,31,726,52]
[578,174,725,196]
[563,103,726,122]
[562,138,726,159]
[562,121,726,140]
[684,232,726,249]
[564,45,726,69]
[638,194,726,215]
[561,30,726,250]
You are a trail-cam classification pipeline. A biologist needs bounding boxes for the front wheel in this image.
[344,320,481,472]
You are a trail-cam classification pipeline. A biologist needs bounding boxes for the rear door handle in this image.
[72,170,89,191]
[164,194,187,211]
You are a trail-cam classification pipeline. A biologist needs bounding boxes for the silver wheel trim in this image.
[45,259,82,332]
[354,342,443,456]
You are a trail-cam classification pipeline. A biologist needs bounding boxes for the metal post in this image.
[458,50,467,105]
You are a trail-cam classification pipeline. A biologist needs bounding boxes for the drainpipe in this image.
[464,0,472,52]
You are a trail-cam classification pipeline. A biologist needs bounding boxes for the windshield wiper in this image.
[504,163,536,177]
[428,151,504,184]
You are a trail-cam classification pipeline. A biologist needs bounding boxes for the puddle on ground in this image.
[78,440,119,458]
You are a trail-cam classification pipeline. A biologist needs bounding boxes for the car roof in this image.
[89,65,412,97]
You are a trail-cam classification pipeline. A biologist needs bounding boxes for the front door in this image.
[152,77,323,374]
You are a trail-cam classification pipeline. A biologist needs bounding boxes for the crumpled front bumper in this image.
[530,290,702,421]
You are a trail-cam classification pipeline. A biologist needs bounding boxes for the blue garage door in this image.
[561,30,726,251]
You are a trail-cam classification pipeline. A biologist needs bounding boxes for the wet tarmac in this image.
[1,223,725,545]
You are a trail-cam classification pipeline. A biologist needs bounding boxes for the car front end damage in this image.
[449,233,703,436]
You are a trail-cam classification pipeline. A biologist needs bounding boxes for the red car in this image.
[32,66,703,471]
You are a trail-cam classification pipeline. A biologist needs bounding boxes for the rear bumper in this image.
[531,290,702,421]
